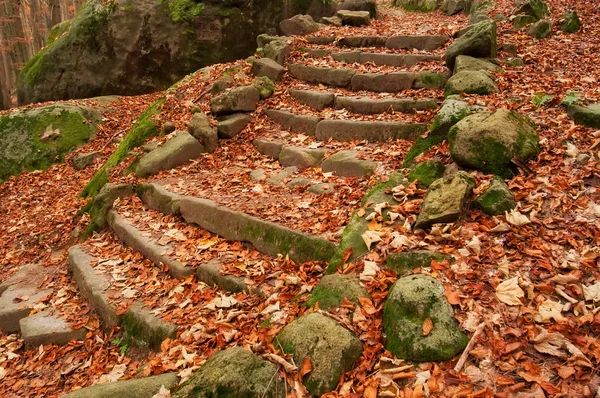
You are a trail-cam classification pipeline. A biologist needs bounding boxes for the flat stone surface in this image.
[336,35,388,47]
[306,36,336,44]
[289,64,356,87]
[265,109,320,135]
[279,146,327,168]
[20,311,86,347]
[320,150,377,177]
[210,86,260,115]
[253,139,285,159]
[351,72,415,92]
[315,119,427,142]
[359,52,441,67]
[123,302,178,350]
[217,113,251,139]
[385,35,449,50]
[135,131,205,178]
[136,183,182,216]
[251,58,284,82]
[337,10,371,26]
[266,166,298,186]
[334,96,437,114]
[289,89,335,111]
[250,168,267,181]
[196,258,251,294]
[63,373,179,398]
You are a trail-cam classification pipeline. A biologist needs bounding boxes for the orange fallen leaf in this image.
[444,285,461,305]
[422,318,433,336]
[301,358,312,377]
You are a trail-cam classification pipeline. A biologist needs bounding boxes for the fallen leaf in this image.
[495,277,524,306]
[361,231,382,250]
[506,210,531,227]
[444,286,461,305]
[422,318,433,336]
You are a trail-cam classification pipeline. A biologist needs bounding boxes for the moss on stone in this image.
[414,72,447,89]
[386,251,450,275]
[408,159,445,187]
[402,134,446,167]
[475,176,516,215]
[160,0,205,23]
[560,10,581,33]
[307,274,368,309]
[253,76,276,99]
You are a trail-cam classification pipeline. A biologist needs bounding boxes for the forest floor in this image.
[1,0,600,397]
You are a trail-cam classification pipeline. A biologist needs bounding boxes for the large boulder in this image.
[445,70,498,96]
[0,103,101,183]
[429,96,484,138]
[173,347,285,398]
[513,0,548,20]
[448,109,540,174]
[17,0,289,105]
[383,274,468,361]
[279,14,320,36]
[445,20,497,69]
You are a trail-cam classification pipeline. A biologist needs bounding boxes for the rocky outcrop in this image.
[18,0,290,105]
[445,20,497,69]
[445,70,498,96]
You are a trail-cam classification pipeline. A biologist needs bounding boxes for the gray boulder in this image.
[560,10,582,33]
[173,347,285,398]
[567,104,600,129]
[527,20,552,39]
[63,373,179,398]
[320,150,376,177]
[514,0,548,20]
[251,58,284,81]
[188,113,218,152]
[217,113,251,139]
[277,313,363,396]
[337,0,377,18]
[280,14,320,36]
[321,16,342,26]
[289,89,335,111]
[279,146,327,168]
[257,39,292,65]
[448,109,540,174]
[135,131,205,178]
[512,14,537,29]
[445,20,497,69]
[307,274,369,309]
[73,151,100,171]
[442,0,466,15]
[475,176,516,216]
[210,86,260,116]
[253,139,285,159]
[454,55,502,73]
[383,274,468,361]
[337,10,371,26]
[445,70,498,96]
[430,96,484,138]
[414,171,474,229]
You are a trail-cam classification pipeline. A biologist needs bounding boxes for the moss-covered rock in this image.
[63,373,179,398]
[448,109,540,175]
[0,104,101,183]
[567,104,600,129]
[87,183,134,231]
[560,10,582,33]
[429,96,484,139]
[413,72,448,89]
[445,70,498,96]
[253,76,277,99]
[513,0,548,20]
[408,159,445,187]
[383,274,468,361]
[512,14,537,29]
[527,19,552,39]
[445,20,497,69]
[122,302,177,350]
[277,313,362,397]
[173,347,285,398]
[454,55,502,74]
[210,86,260,115]
[307,274,369,309]
[475,176,516,215]
[18,0,289,105]
[386,251,450,275]
[393,0,438,12]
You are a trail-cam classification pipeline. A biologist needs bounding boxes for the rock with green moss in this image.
[88,183,134,229]
[567,104,600,129]
[430,96,484,139]
[63,373,179,398]
[393,0,438,12]
[441,0,466,15]
[279,14,320,35]
[445,70,498,96]
[448,109,540,174]
[277,313,362,396]
[454,55,502,74]
[123,301,177,350]
[527,20,551,39]
[307,274,368,309]
[387,251,450,275]
[513,0,548,20]
[413,72,447,89]
[383,274,468,361]
[257,39,292,65]
[560,11,581,33]
[135,131,205,178]
[253,76,277,99]
[211,86,260,115]
[414,171,474,229]
[475,176,516,215]
[173,347,285,398]
[408,159,445,187]
[512,14,537,29]
[17,0,291,105]
[46,20,70,46]
[0,104,102,183]
[188,113,218,152]
[445,20,497,69]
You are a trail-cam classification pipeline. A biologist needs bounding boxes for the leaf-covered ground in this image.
[1,0,600,396]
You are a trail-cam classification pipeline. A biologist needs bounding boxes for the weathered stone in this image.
[123,302,177,350]
[442,0,466,15]
[196,258,251,294]
[560,10,582,33]
[267,166,298,186]
[173,348,285,398]
[470,13,492,24]
[408,159,445,187]
[188,113,218,152]
[289,89,335,111]
[307,274,368,309]
[337,0,378,17]
[279,146,327,168]
[359,52,442,67]
[256,34,292,48]
[567,104,600,129]
[289,64,356,87]
[20,311,86,347]
[514,0,548,20]
[108,211,192,278]
[336,35,388,47]
[337,10,370,26]
[413,72,448,89]
[430,96,484,138]
[88,183,134,229]
[162,121,176,135]
[251,58,284,81]
[250,168,267,181]
[321,16,342,26]
[331,51,362,63]
[385,35,448,50]
[302,48,332,58]
[210,86,260,116]
[505,57,524,66]
[387,251,450,275]
[253,76,277,99]
[351,72,415,92]
[280,14,320,36]
[306,36,336,44]
[265,109,321,135]
[210,76,234,95]
[393,0,438,12]
[73,151,100,171]
[278,313,363,396]
[448,109,540,174]
[287,177,312,188]
[334,96,437,114]
[527,20,552,39]
[476,176,516,216]
[454,55,502,73]
[445,20,497,69]
[217,113,251,139]
[321,150,376,177]
[253,139,285,159]
[383,274,468,361]
[135,132,205,178]
[309,183,335,195]
[136,182,181,215]
[501,43,518,54]
[179,194,337,264]
[445,70,498,96]
[512,14,537,29]
[414,171,474,229]
[316,120,427,142]
[63,373,179,398]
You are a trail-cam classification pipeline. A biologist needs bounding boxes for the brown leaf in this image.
[301,358,312,377]
[444,286,461,305]
[422,318,433,336]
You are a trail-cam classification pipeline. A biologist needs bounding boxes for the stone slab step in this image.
[304,48,442,67]
[288,64,446,91]
[20,311,87,348]
[335,34,449,50]
[264,109,320,135]
[265,109,427,141]
[107,210,193,279]
[62,372,179,398]
[123,302,178,350]
[196,258,254,294]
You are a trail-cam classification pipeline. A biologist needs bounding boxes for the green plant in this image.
[111,337,129,355]
[561,91,582,106]
[531,92,553,108]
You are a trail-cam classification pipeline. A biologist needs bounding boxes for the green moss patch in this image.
[402,134,446,167]
[307,274,368,309]
[408,159,445,187]
[160,0,205,23]
[386,251,450,275]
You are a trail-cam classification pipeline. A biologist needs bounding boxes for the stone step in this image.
[137,183,337,265]
[62,373,179,398]
[288,64,447,91]
[265,109,427,141]
[335,34,449,50]
[289,88,437,114]
[303,48,442,67]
